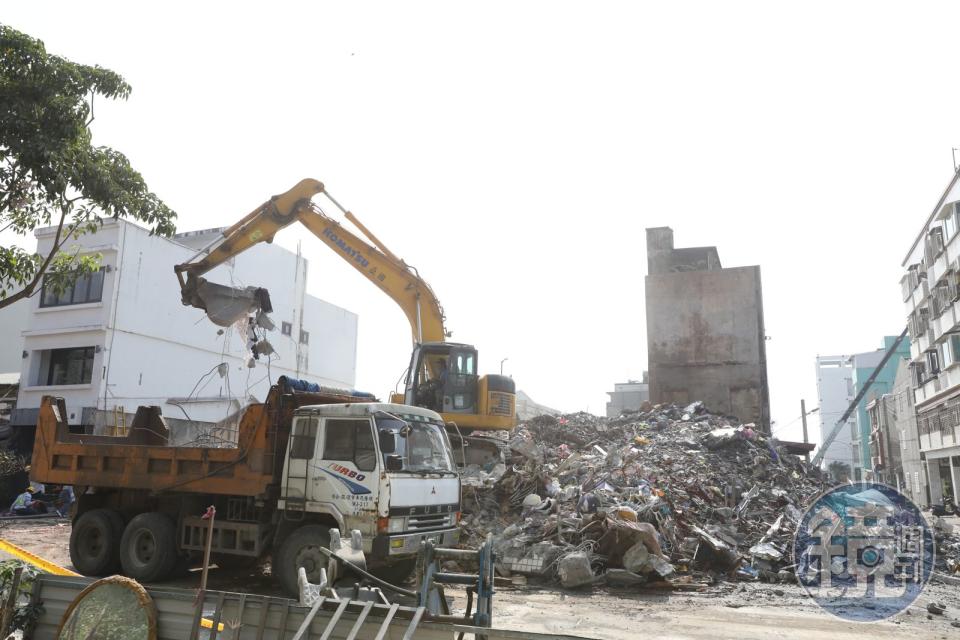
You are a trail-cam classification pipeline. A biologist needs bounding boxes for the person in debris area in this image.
[10,486,45,516]
[56,485,75,517]
[24,465,45,497]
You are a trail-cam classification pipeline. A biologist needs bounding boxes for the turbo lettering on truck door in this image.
[316,418,378,515]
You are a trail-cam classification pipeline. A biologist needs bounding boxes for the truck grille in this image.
[489,391,514,417]
[407,513,454,531]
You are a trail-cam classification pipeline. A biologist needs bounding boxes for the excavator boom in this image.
[175,179,445,344]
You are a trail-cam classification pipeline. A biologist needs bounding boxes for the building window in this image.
[40,268,105,307]
[281,321,293,336]
[44,347,95,385]
[927,227,945,262]
[299,330,309,345]
[927,349,941,376]
[912,361,927,387]
[945,202,960,241]
[901,264,922,301]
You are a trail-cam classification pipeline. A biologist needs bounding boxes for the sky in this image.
[4,1,960,446]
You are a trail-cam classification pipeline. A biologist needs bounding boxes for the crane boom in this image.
[810,328,908,468]
[174,178,446,345]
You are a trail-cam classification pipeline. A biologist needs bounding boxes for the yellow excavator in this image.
[173,179,516,464]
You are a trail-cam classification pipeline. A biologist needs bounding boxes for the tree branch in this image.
[0,206,69,310]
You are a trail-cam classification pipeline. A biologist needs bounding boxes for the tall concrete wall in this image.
[645,228,769,429]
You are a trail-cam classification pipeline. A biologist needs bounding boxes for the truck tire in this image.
[120,512,179,583]
[274,525,331,597]
[70,509,124,576]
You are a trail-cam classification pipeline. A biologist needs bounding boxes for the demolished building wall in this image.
[645,227,770,431]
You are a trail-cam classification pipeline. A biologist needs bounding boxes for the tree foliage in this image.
[0,24,176,307]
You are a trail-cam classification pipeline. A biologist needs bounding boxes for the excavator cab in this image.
[406,342,479,415]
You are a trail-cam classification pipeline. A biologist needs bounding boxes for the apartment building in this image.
[10,219,359,441]
[815,354,857,478]
[901,168,960,504]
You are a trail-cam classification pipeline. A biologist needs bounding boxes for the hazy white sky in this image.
[5,1,960,445]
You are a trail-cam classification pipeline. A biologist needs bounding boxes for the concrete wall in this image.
[645,231,769,429]
[13,219,358,428]
[605,381,650,418]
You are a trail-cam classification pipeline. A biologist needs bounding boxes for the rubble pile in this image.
[461,402,828,588]
[932,517,960,576]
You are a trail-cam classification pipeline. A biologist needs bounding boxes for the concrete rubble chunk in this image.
[622,540,650,573]
[557,551,595,588]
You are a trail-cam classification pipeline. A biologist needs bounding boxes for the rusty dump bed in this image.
[30,385,371,498]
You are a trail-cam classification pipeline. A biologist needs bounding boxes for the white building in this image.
[10,219,358,434]
[901,168,960,505]
[0,299,29,378]
[605,378,650,418]
[814,354,857,478]
[515,389,561,421]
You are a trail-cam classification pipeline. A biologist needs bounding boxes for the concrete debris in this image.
[926,602,946,615]
[933,518,960,576]
[557,551,595,588]
[604,568,647,587]
[460,403,829,589]
[192,278,272,327]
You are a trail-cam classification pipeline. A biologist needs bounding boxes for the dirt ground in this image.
[3,519,960,640]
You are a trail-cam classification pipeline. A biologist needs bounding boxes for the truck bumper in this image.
[371,528,459,560]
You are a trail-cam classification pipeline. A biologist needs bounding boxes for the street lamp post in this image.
[500,358,508,375]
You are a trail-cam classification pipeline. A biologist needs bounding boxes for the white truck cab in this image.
[278,402,460,580]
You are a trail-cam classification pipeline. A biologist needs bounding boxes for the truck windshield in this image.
[375,415,456,474]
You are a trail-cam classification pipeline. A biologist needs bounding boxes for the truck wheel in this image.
[274,525,331,596]
[370,558,417,586]
[69,509,124,576]
[120,512,178,583]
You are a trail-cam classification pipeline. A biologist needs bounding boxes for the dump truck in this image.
[29,379,461,595]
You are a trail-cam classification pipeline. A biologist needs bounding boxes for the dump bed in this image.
[30,384,372,497]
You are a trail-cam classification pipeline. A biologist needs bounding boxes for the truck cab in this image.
[276,402,460,590]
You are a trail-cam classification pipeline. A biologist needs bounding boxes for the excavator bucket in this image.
[180,273,273,327]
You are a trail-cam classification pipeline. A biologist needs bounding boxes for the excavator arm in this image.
[174,178,447,345]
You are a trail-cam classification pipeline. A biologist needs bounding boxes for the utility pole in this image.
[801,398,810,463]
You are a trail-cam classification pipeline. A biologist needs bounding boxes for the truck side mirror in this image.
[385,454,403,472]
[379,431,397,454]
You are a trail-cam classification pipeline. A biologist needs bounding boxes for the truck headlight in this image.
[389,517,405,533]
[454,394,465,409]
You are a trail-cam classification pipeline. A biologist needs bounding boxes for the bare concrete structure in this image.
[645,227,770,431]
[606,374,650,418]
